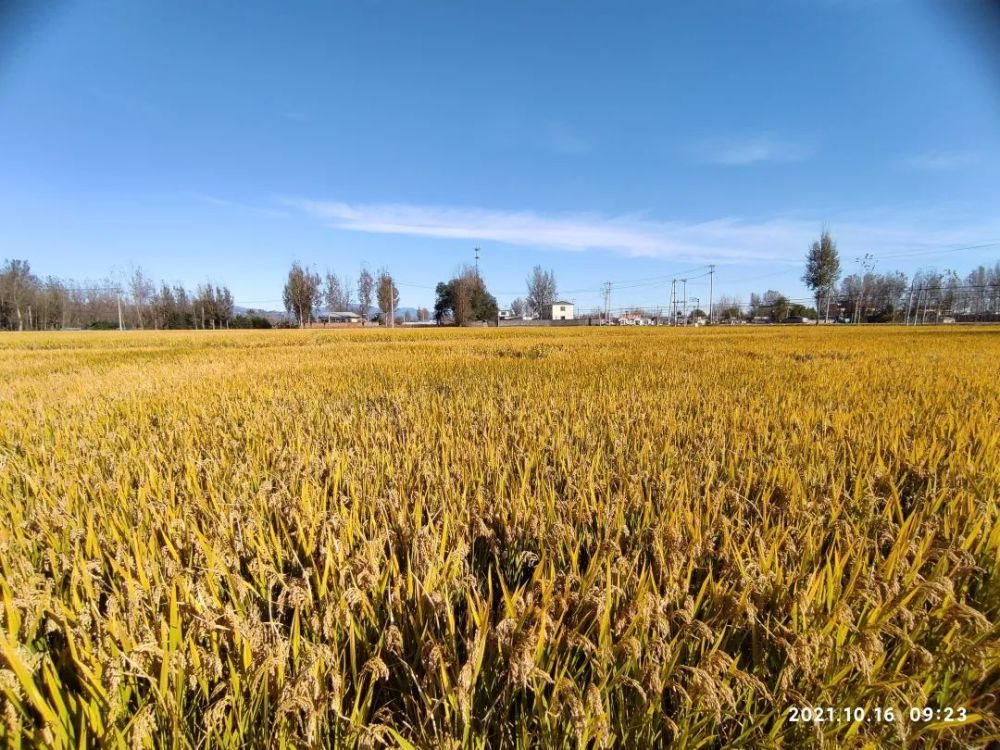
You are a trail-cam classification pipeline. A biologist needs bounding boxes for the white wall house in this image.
[546,301,574,320]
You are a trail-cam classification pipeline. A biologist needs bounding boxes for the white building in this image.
[546,301,575,321]
[618,312,653,326]
[499,309,534,321]
[327,311,361,324]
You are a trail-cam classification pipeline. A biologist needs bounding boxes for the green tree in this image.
[434,266,499,325]
[771,295,791,322]
[803,230,841,322]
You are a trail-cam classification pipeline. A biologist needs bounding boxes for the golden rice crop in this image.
[0,326,998,748]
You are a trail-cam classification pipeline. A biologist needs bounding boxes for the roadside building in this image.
[499,309,534,321]
[545,301,575,321]
[327,311,362,324]
[617,312,653,326]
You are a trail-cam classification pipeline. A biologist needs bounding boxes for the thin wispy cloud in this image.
[694,135,816,166]
[899,150,980,171]
[488,116,593,156]
[541,121,592,155]
[193,193,291,217]
[288,197,1000,265]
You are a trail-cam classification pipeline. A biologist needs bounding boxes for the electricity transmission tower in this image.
[681,279,688,324]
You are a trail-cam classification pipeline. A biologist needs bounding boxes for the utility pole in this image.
[681,279,688,324]
[117,293,124,331]
[904,282,914,326]
[601,282,612,325]
[708,264,715,324]
[670,279,676,325]
[855,253,876,325]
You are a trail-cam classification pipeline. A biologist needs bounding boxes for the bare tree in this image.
[966,265,989,320]
[341,276,354,313]
[195,283,216,329]
[215,285,235,328]
[713,295,742,322]
[282,262,322,327]
[989,262,1000,318]
[326,273,354,313]
[853,253,877,324]
[357,268,374,325]
[0,259,37,330]
[376,267,400,326]
[40,277,67,330]
[525,266,557,318]
[324,272,343,321]
[129,267,155,330]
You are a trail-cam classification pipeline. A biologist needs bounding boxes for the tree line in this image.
[8,246,1000,331]
[282,263,430,327]
[0,260,267,331]
[432,264,566,325]
[713,233,1000,323]
[283,261,561,328]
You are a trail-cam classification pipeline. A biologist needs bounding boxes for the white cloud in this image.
[287,197,1000,265]
[695,135,816,166]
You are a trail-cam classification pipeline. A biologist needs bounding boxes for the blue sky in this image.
[1,0,999,312]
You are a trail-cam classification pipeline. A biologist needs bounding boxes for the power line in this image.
[872,241,1000,262]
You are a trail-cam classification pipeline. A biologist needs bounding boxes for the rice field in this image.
[0,326,998,748]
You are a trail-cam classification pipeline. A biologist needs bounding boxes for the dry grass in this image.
[0,326,998,748]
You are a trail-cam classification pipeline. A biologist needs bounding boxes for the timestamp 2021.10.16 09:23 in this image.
[788,706,971,724]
